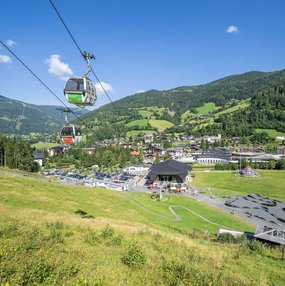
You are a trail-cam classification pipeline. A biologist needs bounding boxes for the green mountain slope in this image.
[77,69,285,141]
[0,95,87,135]
[196,80,285,136]
[81,69,285,122]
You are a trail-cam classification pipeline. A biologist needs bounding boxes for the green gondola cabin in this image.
[64,77,96,107]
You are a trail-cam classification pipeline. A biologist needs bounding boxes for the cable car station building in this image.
[147,159,192,184]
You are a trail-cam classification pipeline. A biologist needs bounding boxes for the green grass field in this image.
[196,103,218,116]
[136,107,165,119]
[126,130,155,136]
[0,170,284,285]
[214,100,249,117]
[189,100,250,130]
[138,107,165,119]
[0,171,252,234]
[31,142,58,149]
[137,109,153,118]
[149,119,174,131]
[181,110,196,122]
[126,119,173,131]
[126,119,149,127]
[255,128,285,138]
[192,170,285,201]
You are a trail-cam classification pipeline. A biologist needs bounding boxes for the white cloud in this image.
[95,82,114,96]
[226,25,239,34]
[45,54,73,80]
[0,55,12,64]
[5,39,16,47]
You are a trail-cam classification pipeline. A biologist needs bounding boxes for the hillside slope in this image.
[75,69,285,142]
[80,69,285,122]
[0,170,284,285]
[0,95,87,135]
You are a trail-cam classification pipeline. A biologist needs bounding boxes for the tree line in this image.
[0,134,39,172]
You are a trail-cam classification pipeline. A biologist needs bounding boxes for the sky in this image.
[1,0,285,109]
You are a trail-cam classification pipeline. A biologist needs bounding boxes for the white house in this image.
[33,152,45,167]
[124,165,149,175]
[144,134,154,143]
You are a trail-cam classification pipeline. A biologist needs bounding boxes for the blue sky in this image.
[1,0,285,109]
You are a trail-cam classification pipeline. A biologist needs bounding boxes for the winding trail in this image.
[127,196,233,229]
[168,205,232,229]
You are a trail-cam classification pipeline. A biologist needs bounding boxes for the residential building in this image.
[33,152,44,167]
[124,165,149,175]
[143,134,154,143]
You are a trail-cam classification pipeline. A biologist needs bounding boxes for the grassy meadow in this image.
[255,128,285,139]
[148,119,174,131]
[126,119,149,127]
[214,100,249,117]
[31,142,58,149]
[126,129,155,136]
[0,170,284,285]
[137,107,165,118]
[196,103,218,116]
[191,170,285,201]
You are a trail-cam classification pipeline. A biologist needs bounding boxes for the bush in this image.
[246,239,264,254]
[22,258,55,285]
[100,225,115,239]
[121,243,146,268]
[216,233,247,244]
[46,222,64,244]
[162,260,191,285]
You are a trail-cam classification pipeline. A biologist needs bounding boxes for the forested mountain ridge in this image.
[80,69,285,122]
[197,79,285,137]
[0,95,87,135]
[1,69,285,138]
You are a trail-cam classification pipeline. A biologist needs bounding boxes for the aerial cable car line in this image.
[0,40,88,129]
[49,0,132,136]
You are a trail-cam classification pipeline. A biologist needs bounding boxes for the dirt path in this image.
[169,205,232,229]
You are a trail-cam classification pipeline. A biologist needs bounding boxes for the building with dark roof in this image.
[147,159,192,184]
[196,148,232,165]
[33,152,45,167]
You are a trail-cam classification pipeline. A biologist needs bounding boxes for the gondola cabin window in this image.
[65,78,84,91]
[75,127,82,136]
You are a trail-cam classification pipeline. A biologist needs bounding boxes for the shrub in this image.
[22,258,55,285]
[216,233,247,244]
[45,221,65,244]
[84,230,100,246]
[107,234,124,246]
[100,225,115,239]
[246,239,264,254]
[121,243,146,268]
[162,260,191,285]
